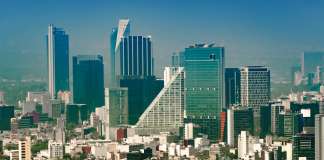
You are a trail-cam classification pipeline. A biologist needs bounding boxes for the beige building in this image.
[18,137,31,160]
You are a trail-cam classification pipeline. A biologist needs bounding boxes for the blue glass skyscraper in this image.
[47,24,69,98]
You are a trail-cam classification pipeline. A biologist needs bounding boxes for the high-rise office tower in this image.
[240,66,270,135]
[225,68,241,108]
[183,44,225,141]
[227,106,253,146]
[315,114,324,160]
[120,78,163,124]
[278,111,303,138]
[292,133,315,160]
[0,105,14,131]
[259,104,271,138]
[106,88,128,127]
[73,55,104,112]
[290,102,319,127]
[119,35,153,78]
[110,19,163,125]
[110,19,130,87]
[271,103,284,135]
[47,24,69,98]
[135,67,184,135]
[301,51,324,76]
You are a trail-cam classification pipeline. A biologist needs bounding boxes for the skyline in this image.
[2,1,324,81]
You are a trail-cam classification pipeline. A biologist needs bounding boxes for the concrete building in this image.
[48,140,64,159]
[18,137,31,160]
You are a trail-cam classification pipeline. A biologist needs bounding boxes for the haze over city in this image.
[1,1,324,160]
[2,0,324,81]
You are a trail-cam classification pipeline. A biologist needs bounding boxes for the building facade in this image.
[315,114,324,160]
[183,44,225,141]
[292,133,315,160]
[240,66,270,135]
[110,19,130,87]
[18,137,31,160]
[47,24,69,98]
[73,55,104,112]
[106,88,128,127]
[225,68,241,108]
[119,35,153,78]
[135,67,185,135]
[227,106,254,146]
[0,105,14,131]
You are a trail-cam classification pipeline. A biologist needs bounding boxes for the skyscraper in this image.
[120,78,163,124]
[225,68,241,108]
[240,66,270,135]
[119,35,153,78]
[227,106,253,146]
[292,133,315,160]
[106,88,128,127]
[47,24,69,98]
[135,67,184,135]
[110,19,130,87]
[73,55,104,112]
[183,44,225,141]
[0,105,14,131]
[110,19,163,125]
[315,114,324,160]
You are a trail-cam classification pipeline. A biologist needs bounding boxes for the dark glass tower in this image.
[227,106,254,146]
[225,68,240,108]
[183,44,225,141]
[66,104,89,125]
[0,105,14,131]
[293,133,315,160]
[47,24,69,98]
[120,36,153,78]
[120,78,163,124]
[72,55,104,112]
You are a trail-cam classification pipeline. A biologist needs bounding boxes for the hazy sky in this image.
[1,0,324,81]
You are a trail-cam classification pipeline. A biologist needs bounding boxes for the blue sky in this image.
[1,0,324,81]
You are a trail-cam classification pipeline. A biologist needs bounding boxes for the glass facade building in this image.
[292,133,315,160]
[135,67,185,135]
[47,24,69,98]
[227,106,254,146]
[110,19,130,87]
[0,105,14,131]
[106,88,128,127]
[183,45,225,141]
[120,77,163,125]
[225,68,241,108]
[119,36,153,78]
[72,55,104,113]
[66,104,89,125]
